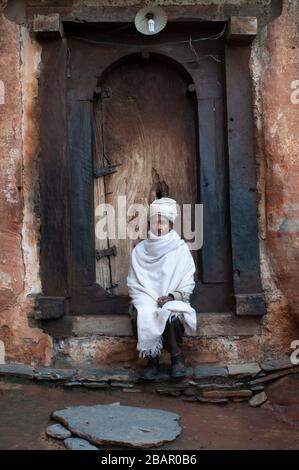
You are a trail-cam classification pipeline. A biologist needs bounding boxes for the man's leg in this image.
[162,316,185,357]
[162,316,187,378]
[130,306,138,340]
[130,305,160,380]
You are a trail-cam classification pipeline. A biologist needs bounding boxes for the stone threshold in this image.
[34,312,262,339]
[0,357,298,406]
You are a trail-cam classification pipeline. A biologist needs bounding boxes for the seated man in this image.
[126,197,197,380]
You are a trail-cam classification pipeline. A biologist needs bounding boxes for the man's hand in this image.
[157,294,174,307]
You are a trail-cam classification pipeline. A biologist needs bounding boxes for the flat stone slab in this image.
[64,381,84,388]
[46,423,71,440]
[249,366,299,385]
[250,384,265,392]
[82,382,110,389]
[202,389,252,399]
[110,381,135,388]
[156,388,182,397]
[52,404,181,448]
[196,382,245,390]
[260,357,294,372]
[35,368,76,381]
[138,367,193,382]
[64,437,99,450]
[196,396,229,404]
[75,369,137,383]
[194,365,228,379]
[249,391,267,407]
[0,364,34,379]
[227,363,261,376]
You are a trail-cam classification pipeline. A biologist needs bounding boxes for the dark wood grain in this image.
[97,57,198,294]
[39,39,69,298]
[38,22,263,316]
[224,44,266,315]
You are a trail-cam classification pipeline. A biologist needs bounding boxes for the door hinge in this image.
[105,283,119,293]
[93,162,122,178]
[93,86,112,100]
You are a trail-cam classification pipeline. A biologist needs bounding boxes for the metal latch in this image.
[93,86,112,100]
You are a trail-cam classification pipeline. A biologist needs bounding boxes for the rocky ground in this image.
[0,366,299,449]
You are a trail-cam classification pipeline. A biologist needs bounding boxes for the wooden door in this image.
[93,56,199,296]
[66,25,234,315]
[40,22,264,318]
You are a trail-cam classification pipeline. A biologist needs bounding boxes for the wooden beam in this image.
[57,5,273,24]
[35,296,68,320]
[224,44,266,316]
[196,79,232,284]
[39,40,69,298]
[235,293,266,317]
[226,16,258,43]
[33,13,64,39]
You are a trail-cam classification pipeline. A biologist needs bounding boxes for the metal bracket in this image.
[93,162,122,178]
[186,83,196,96]
[34,295,68,320]
[93,86,112,100]
[105,283,119,292]
[96,245,117,260]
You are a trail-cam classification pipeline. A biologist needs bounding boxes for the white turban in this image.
[149,197,178,223]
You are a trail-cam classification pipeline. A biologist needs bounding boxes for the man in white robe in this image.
[126,197,197,380]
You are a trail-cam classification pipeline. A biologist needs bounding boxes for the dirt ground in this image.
[0,374,299,450]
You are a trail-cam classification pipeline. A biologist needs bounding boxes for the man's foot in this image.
[140,356,160,381]
[171,354,187,379]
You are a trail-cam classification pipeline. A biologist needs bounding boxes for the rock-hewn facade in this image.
[0,0,298,368]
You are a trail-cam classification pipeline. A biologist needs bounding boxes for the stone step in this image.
[38,312,261,338]
[34,312,263,368]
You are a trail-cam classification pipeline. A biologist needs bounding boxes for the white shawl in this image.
[126,229,197,358]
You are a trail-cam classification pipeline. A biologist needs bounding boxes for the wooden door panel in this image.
[198,97,231,283]
[65,26,234,313]
[93,104,112,292]
[94,58,199,295]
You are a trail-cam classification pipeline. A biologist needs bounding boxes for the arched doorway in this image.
[37,20,265,320]
[93,54,199,296]
[64,24,234,315]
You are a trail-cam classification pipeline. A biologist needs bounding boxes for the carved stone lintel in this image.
[35,296,68,320]
[235,293,266,317]
[33,13,64,39]
[226,16,258,43]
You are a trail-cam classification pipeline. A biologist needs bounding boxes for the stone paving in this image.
[1,373,299,450]
[0,357,298,407]
[51,404,181,449]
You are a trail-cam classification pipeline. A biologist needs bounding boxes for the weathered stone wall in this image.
[0,0,298,367]
[250,0,299,358]
[0,7,52,365]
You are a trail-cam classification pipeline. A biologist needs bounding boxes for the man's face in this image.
[150,214,172,236]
